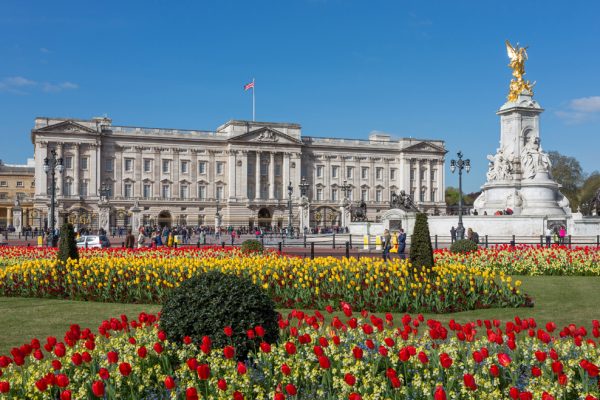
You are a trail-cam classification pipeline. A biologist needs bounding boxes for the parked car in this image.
[76,235,111,249]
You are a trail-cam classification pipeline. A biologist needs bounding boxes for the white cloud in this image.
[40,47,51,54]
[556,96,600,124]
[42,81,79,92]
[0,76,78,94]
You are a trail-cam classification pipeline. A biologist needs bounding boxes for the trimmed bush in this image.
[241,239,264,253]
[410,213,434,270]
[57,223,78,263]
[160,270,279,360]
[450,238,479,254]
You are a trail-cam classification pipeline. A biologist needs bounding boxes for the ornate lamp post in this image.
[43,149,64,247]
[340,180,351,229]
[99,183,110,202]
[299,176,309,197]
[287,181,293,238]
[450,151,471,240]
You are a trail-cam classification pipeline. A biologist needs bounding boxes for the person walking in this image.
[398,228,407,260]
[545,226,552,247]
[125,229,135,249]
[450,226,457,243]
[137,228,146,249]
[382,229,392,262]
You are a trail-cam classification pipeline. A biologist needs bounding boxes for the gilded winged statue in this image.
[505,40,534,102]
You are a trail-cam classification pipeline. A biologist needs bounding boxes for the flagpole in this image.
[252,78,255,121]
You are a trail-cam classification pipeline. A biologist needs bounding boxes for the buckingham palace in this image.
[31,116,446,232]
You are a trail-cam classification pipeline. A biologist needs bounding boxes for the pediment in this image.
[228,127,302,145]
[403,141,446,154]
[35,120,98,134]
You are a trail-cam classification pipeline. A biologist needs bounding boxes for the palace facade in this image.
[31,117,446,231]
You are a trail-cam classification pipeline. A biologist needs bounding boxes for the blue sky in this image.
[1,0,598,192]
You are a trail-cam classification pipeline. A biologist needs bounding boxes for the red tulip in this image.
[348,393,362,400]
[434,386,447,400]
[285,384,297,395]
[237,361,247,375]
[35,379,48,392]
[439,353,453,369]
[233,391,244,400]
[197,364,211,380]
[92,381,105,398]
[98,368,110,380]
[217,379,227,391]
[531,366,541,377]
[223,346,235,359]
[0,382,10,393]
[56,374,69,388]
[281,363,291,376]
[318,355,331,369]
[107,350,118,364]
[60,390,72,400]
[255,326,265,337]
[224,326,233,337]
[498,353,512,367]
[353,346,363,360]
[463,373,477,390]
[489,364,500,377]
[164,376,176,389]
[285,342,296,355]
[137,346,147,358]
[186,387,198,400]
[119,362,132,377]
[344,373,356,386]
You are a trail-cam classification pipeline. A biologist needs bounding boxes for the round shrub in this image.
[57,223,79,263]
[241,239,264,253]
[160,270,279,360]
[450,239,479,254]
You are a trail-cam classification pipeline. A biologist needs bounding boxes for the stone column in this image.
[416,159,422,203]
[73,144,80,197]
[255,151,261,200]
[89,144,98,197]
[35,141,48,197]
[325,156,331,200]
[153,147,161,199]
[173,149,180,199]
[228,150,237,199]
[208,150,215,200]
[384,158,390,202]
[240,151,248,200]
[134,147,142,198]
[191,150,198,198]
[95,142,102,197]
[293,152,302,201]
[370,157,375,202]
[269,152,275,199]
[56,143,64,196]
[439,158,445,205]
[6,207,12,227]
[399,156,407,192]
[283,152,290,199]
[424,159,431,202]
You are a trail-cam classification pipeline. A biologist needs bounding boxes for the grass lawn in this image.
[1,276,599,355]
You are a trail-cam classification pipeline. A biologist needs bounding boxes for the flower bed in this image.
[0,307,599,399]
[434,245,600,276]
[0,247,525,313]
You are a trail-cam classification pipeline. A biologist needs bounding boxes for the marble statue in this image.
[99,212,108,231]
[486,148,513,181]
[520,136,552,179]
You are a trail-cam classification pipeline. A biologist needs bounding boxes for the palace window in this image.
[105,158,114,172]
[64,156,73,169]
[216,162,225,175]
[332,166,339,178]
[124,159,134,172]
[80,157,89,170]
[420,169,426,180]
[410,169,415,180]
[0,181,7,187]
[161,184,170,199]
[143,184,151,199]
[198,161,206,174]
[431,188,436,202]
[198,185,206,199]
[331,188,338,201]
[316,188,323,201]
[376,189,382,202]
[376,167,383,180]
[316,165,324,178]
[361,189,368,201]
[346,166,353,179]
[79,181,88,197]
[180,185,189,199]
[275,163,281,177]
[162,160,170,173]
[361,167,369,179]
[0,193,6,199]
[390,168,397,180]
[216,186,224,200]
[63,180,72,196]
[181,161,189,174]
[143,159,152,173]
[124,183,133,198]
[420,188,426,202]
[431,169,437,181]
[16,181,23,188]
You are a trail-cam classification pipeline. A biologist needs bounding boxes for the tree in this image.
[579,172,600,215]
[410,213,434,271]
[548,151,585,210]
[57,223,79,264]
[445,187,476,206]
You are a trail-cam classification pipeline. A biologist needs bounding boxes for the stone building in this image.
[0,159,35,230]
[30,117,446,231]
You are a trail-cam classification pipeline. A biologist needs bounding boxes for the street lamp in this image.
[99,183,110,202]
[43,149,64,247]
[449,151,471,240]
[287,181,293,238]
